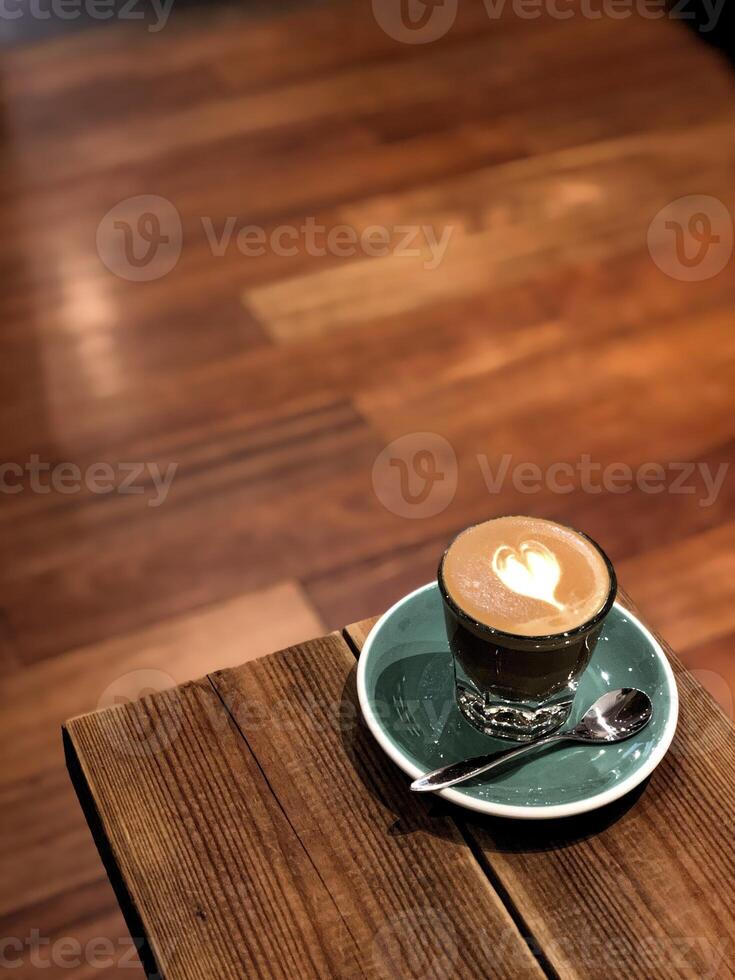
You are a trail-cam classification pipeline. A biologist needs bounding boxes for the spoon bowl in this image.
[572,688,653,742]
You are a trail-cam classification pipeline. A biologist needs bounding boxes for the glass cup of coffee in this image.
[438,515,617,741]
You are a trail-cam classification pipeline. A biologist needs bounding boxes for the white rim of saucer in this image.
[356,582,679,820]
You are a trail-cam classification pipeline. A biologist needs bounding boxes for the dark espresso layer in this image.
[442,516,611,637]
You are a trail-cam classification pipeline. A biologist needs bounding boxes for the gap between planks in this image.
[203,672,365,967]
[338,623,559,980]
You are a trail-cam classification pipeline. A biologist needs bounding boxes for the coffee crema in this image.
[441,516,611,637]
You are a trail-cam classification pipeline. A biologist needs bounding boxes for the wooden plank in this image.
[66,633,545,979]
[0,608,20,669]
[679,632,735,722]
[359,306,735,448]
[244,116,735,337]
[620,522,735,652]
[344,592,735,979]
[65,678,363,980]
[1,766,120,921]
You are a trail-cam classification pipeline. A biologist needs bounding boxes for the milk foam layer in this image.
[442,516,611,637]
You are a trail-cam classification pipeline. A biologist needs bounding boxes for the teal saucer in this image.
[357,583,678,819]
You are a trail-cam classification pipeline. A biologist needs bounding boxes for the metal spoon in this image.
[410,688,653,793]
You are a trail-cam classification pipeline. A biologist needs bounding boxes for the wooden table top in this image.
[65,605,735,980]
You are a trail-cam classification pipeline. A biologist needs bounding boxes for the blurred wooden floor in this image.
[1,2,734,976]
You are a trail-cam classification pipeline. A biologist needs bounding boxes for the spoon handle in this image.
[410,733,569,792]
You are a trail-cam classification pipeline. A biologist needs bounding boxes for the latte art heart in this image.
[442,516,611,637]
[492,540,565,611]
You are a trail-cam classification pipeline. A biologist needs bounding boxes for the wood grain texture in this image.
[66,634,545,979]
[65,679,359,980]
[4,0,735,972]
[344,594,735,980]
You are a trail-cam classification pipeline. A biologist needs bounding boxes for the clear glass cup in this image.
[438,531,617,741]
